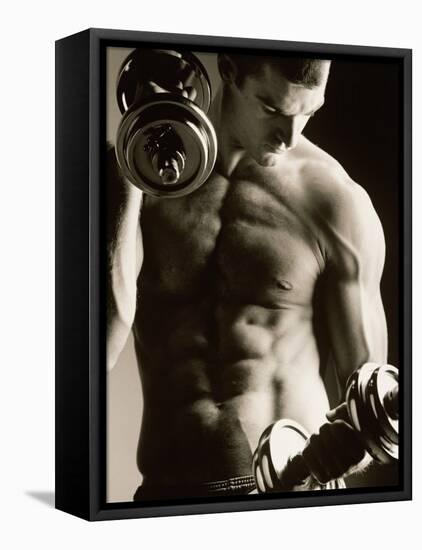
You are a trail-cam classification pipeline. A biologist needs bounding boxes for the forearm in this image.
[365,292,388,363]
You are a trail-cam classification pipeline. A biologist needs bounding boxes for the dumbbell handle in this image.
[278,379,399,489]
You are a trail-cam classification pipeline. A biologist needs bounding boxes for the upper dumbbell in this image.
[115,49,217,198]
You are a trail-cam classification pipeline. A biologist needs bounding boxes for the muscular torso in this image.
[134,150,332,485]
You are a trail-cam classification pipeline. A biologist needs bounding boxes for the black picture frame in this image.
[55,28,412,521]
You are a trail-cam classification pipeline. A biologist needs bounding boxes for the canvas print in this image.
[105,46,400,504]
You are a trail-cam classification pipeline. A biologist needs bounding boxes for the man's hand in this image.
[300,417,367,484]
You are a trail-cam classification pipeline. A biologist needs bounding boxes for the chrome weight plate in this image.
[116,94,217,197]
[116,49,212,114]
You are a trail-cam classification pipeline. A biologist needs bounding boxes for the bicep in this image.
[106,146,144,275]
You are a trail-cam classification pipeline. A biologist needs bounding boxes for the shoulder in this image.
[295,138,385,276]
[294,136,352,197]
[296,137,380,228]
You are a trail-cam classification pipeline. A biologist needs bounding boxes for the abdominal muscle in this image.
[133,298,330,486]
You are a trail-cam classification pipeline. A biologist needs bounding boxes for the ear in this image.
[217,54,237,83]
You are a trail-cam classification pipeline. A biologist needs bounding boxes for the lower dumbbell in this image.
[252,363,399,492]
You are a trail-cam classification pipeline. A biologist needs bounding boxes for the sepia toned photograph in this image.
[105,43,405,507]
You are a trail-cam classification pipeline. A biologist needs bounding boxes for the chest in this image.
[140,170,322,306]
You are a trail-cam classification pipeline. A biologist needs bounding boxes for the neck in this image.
[208,85,246,177]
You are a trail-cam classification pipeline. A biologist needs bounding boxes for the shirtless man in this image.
[107,53,387,498]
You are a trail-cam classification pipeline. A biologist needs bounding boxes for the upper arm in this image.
[106,147,143,370]
[319,178,387,388]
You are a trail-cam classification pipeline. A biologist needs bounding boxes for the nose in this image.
[275,116,303,150]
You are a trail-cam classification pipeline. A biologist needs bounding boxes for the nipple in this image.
[275,279,293,291]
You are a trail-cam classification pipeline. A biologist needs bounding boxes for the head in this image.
[217,53,331,166]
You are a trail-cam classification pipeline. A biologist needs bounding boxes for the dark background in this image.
[305,57,401,487]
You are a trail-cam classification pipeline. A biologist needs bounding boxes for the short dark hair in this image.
[221,53,330,88]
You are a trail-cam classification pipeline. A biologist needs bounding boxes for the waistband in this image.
[133,475,257,501]
[133,474,346,501]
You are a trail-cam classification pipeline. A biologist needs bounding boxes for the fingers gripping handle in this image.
[277,454,310,490]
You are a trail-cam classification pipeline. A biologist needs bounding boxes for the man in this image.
[107,52,387,499]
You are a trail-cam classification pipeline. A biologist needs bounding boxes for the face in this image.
[224,62,328,167]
